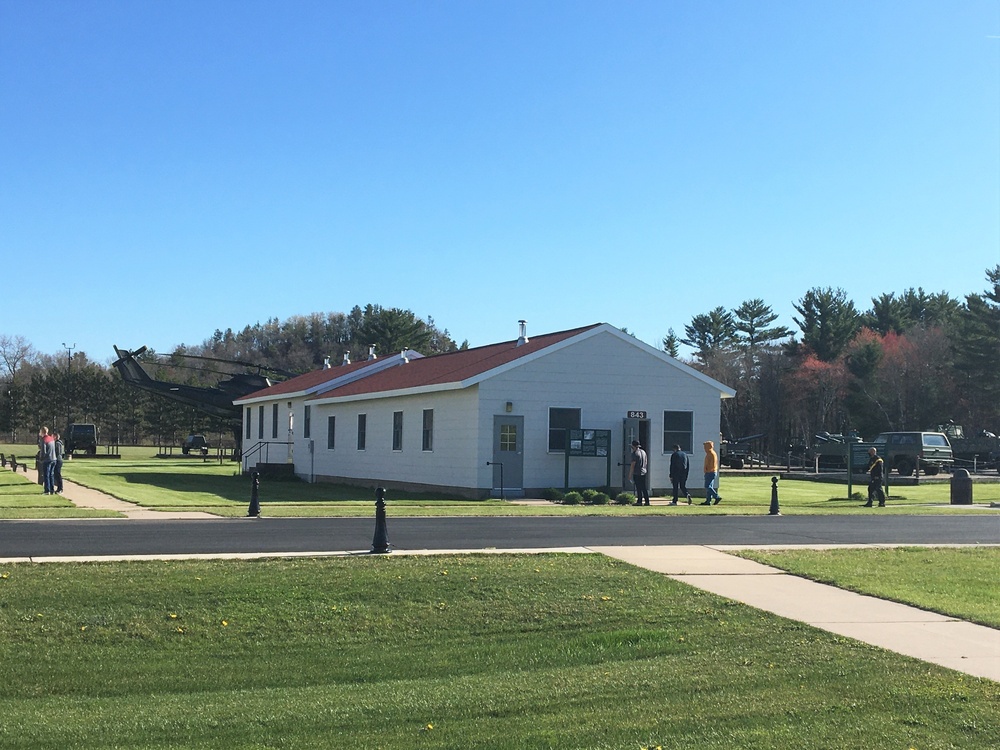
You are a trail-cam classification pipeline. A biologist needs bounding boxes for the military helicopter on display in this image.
[112,345,296,455]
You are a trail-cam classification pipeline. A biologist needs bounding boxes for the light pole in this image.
[62,342,76,428]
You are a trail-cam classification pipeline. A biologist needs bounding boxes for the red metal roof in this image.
[314,324,601,400]
[237,323,602,403]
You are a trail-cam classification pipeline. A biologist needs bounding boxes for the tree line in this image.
[0,306,463,447]
[1,272,998,455]
[668,266,1000,456]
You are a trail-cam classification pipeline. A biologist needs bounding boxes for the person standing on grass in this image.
[52,432,65,494]
[628,440,650,506]
[669,444,691,505]
[864,446,886,507]
[700,440,722,505]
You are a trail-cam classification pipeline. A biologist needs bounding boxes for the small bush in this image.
[562,491,583,505]
[581,489,600,504]
[541,488,565,503]
[591,492,610,505]
[614,492,635,505]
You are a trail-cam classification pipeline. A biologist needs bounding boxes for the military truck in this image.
[932,423,1000,472]
[64,423,98,456]
[871,431,952,476]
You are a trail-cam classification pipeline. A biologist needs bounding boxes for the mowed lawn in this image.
[3,443,999,517]
[1,553,998,749]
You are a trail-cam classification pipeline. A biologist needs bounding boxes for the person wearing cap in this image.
[628,440,650,506]
[700,440,722,505]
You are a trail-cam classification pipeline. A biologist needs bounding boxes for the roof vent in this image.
[400,349,409,363]
[367,345,377,361]
[516,320,529,346]
[342,352,351,366]
[322,356,331,370]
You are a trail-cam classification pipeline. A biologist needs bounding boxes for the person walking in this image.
[700,440,722,505]
[669,445,691,505]
[52,431,65,494]
[629,440,651,506]
[864,446,886,507]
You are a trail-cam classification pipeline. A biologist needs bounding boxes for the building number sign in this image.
[627,411,647,419]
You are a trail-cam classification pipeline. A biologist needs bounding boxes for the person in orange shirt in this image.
[700,440,722,506]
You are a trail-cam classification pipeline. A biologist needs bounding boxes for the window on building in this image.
[245,408,251,440]
[548,407,581,452]
[258,405,264,440]
[357,414,366,450]
[303,405,311,439]
[271,403,279,439]
[392,411,403,451]
[327,416,336,450]
[663,411,694,452]
[500,423,517,452]
[422,409,433,451]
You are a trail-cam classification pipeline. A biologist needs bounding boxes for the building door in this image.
[622,416,651,490]
[492,415,524,498]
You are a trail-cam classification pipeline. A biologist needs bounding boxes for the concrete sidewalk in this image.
[16,465,217,519]
[593,544,1000,683]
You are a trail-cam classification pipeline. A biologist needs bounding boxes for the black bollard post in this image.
[769,475,780,516]
[247,471,261,517]
[371,486,391,554]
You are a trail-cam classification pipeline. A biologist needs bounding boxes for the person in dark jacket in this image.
[864,447,886,507]
[52,432,65,494]
[668,445,691,505]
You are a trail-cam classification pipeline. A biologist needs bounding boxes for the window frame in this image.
[392,411,404,451]
[548,407,581,452]
[422,409,434,451]
[662,410,694,453]
[327,415,336,450]
[357,414,366,451]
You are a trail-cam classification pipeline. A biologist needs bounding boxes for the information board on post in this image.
[564,428,613,489]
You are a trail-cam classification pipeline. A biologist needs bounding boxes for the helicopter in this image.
[112,345,296,455]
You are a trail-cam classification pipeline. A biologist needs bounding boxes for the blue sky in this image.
[3,1,999,365]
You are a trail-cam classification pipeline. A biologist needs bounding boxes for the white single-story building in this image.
[233,322,735,498]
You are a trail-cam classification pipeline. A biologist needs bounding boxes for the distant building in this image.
[234,322,735,498]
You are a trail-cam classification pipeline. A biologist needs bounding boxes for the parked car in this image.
[871,431,952,476]
[182,434,209,455]
[64,423,98,456]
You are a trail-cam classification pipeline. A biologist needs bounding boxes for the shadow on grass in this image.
[118,471,472,505]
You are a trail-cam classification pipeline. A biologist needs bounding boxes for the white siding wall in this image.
[476,331,724,492]
[308,387,481,490]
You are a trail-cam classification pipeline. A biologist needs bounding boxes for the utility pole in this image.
[62,342,76,427]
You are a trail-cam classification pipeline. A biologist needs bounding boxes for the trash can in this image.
[950,468,973,505]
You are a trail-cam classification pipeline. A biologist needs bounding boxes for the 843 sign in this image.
[627,411,647,419]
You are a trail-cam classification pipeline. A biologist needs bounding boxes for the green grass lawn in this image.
[0,553,997,749]
[3,442,1000,518]
[738,546,1000,629]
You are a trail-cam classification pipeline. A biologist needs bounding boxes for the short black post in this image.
[371,486,391,553]
[768,475,781,516]
[247,470,261,517]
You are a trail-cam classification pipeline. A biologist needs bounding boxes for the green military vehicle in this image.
[808,432,865,472]
[64,423,98,456]
[932,423,999,472]
[871,431,952,476]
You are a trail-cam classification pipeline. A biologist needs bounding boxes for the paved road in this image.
[1,514,998,558]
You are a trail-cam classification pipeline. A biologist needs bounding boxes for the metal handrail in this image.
[240,440,292,469]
